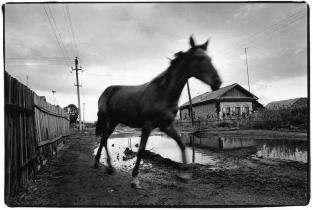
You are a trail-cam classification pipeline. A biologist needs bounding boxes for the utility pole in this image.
[72,57,83,131]
[186,80,194,126]
[26,75,29,87]
[83,102,85,129]
[244,48,251,92]
[52,90,56,105]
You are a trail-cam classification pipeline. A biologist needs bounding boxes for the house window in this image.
[223,107,230,116]
[235,107,241,116]
[183,113,188,120]
[222,107,231,118]
[244,106,249,115]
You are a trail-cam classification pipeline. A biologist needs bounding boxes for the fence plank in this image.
[4,71,70,201]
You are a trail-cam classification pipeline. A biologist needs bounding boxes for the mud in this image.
[7,128,309,207]
[122,147,137,161]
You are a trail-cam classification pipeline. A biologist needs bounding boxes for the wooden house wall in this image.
[222,87,251,98]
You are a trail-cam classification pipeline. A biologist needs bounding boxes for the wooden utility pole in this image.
[26,75,29,87]
[186,80,194,126]
[72,57,83,131]
[244,48,251,92]
[52,90,56,105]
[83,102,85,129]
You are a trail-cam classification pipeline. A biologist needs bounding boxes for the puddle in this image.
[183,133,308,163]
[95,135,219,169]
[95,133,308,170]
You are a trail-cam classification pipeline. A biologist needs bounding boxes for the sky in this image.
[4,2,308,122]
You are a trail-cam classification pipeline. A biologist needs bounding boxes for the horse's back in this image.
[98,84,146,113]
[98,83,177,128]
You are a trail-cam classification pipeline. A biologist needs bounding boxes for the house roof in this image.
[265,98,307,109]
[179,83,258,109]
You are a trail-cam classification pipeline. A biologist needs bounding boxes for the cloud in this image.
[252,75,307,105]
[233,4,267,20]
[4,2,308,121]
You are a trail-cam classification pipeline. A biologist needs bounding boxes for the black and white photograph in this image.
[3,1,309,207]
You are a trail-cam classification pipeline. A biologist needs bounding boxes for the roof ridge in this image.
[180,83,240,107]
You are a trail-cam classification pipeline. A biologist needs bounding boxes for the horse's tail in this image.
[95,86,117,137]
[95,110,107,137]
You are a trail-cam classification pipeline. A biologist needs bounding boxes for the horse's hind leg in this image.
[161,122,191,181]
[94,122,117,173]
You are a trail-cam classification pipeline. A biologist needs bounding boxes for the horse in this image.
[94,36,222,189]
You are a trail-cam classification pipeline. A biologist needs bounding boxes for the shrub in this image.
[217,120,238,128]
[244,107,307,130]
[217,121,231,128]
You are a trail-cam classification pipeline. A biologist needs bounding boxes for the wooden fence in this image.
[34,94,70,163]
[175,117,249,132]
[4,71,70,200]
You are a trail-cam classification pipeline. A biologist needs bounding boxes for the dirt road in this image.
[8,129,309,207]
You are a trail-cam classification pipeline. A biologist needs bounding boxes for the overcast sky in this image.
[4,2,308,122]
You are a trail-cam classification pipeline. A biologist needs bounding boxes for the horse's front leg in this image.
[162,122,192,181]
[131,123,152,189]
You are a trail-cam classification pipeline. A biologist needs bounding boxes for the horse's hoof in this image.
[106,167,116,175]
[177,172,192,183]
[131,177,142,189]
[131,182,142,189]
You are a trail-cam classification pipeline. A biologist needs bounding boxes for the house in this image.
[179,83,260,121]
[265,98,307,110]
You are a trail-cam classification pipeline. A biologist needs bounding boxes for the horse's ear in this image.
[190,36,195,48]
[201,39,210,50]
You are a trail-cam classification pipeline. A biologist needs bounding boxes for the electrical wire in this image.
[215,7,307,59]
[216,5,306,56]
[42,4,72,69]
[215,11,306,61]
[46,5,72,62]
[65,4,79,57]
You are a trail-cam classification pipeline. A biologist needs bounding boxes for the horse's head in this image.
[187,36,222,91]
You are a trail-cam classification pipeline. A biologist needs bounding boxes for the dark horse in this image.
[94,36,222,188]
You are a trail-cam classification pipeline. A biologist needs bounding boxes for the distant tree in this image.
[65,104,79,124]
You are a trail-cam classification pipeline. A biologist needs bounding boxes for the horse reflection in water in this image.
[94,36,222,189]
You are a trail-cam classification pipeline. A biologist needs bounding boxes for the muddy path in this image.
[8,129,309,207]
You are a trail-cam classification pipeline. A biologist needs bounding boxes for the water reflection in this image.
[95,133,308,170]
[95,135,218,169]
[181,133,308,163]
[255,140,307,163]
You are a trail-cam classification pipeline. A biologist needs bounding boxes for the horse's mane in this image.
[170,51,185,66]
[149,50,187,85]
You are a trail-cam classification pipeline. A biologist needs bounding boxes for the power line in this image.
[6,57,73,61]
[246,14,306,49]
[5,62,71,66]
[42,4,71,69]
[218,12,306,59]
[216,12,306,61]
[64,6,76,57]
[216,8,306,59]
[216,5,306,56]
[65,5,79,57]
[46,5,72,60]
[5,57,73,66]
